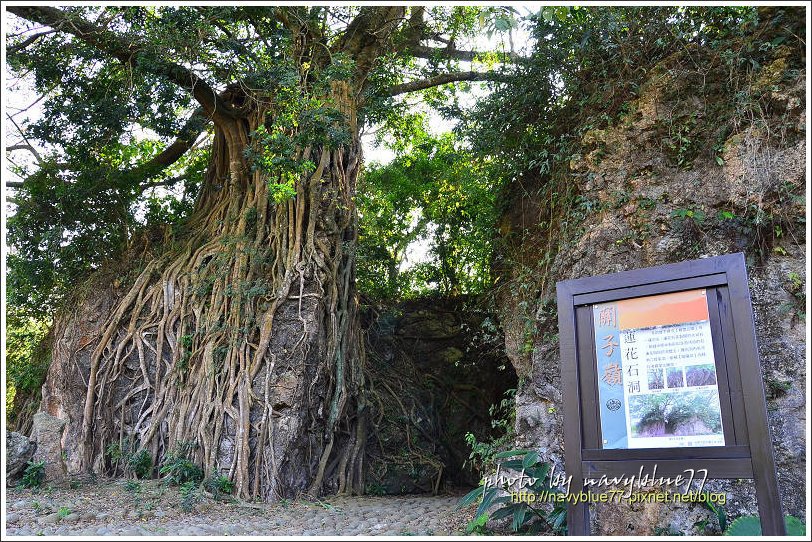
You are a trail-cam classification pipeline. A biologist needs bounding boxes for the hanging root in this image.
[61,92,366,501]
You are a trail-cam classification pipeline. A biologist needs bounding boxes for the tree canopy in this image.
[5,5,519,316]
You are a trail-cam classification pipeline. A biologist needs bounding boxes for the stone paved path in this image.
[4,478,472,536]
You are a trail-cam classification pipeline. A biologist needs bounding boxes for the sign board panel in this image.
[593,290,725,449]
[556,254,784,536]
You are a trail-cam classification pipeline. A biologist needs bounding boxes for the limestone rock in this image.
[495,10,806,535]
[37,512,61,525]
[6,431,35,482]
[31,411,68,485]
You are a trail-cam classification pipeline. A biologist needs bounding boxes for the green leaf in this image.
[785,515,806,536]
[493,448,534,459]
[550,506,568,533]
[457,485,484,509]
[529,462,551,489]
[527,520,546,535]
[465,512,489,534]
[489,506,515,521]
[522,451,539,470]
[475,487,499,518]
[725,515,761,536]
[715,155,725,166]
[512,504,528,532]
[494,17,512,32]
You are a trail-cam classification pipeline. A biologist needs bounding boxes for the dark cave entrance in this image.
[362,296,518,495]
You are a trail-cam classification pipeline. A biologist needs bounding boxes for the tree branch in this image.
[6,144,42,163]
[410,44,520,63]
[383,71,507,97]
[7,6,236,125]
[138,173,193,195]
[6,109,209,191]
[336,6,407,78]
[7,29,56,54]
[124,108,209,180]
[397,8,520,64]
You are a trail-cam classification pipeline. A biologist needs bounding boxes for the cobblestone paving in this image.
[4,479,471,536]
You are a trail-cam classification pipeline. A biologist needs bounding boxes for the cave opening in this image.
[362,296,518,495]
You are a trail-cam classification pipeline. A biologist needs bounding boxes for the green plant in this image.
[124,479,141,493]
[724,514,805,536]
[784,271,805,321]
[466,512,490,535]
[57,507,71,519]
[129,449,153,479]
[179,483,199,513]
[356,130,501,300]
[458,449,567,535]
[315,500,336,512]
[5,308,50,422]
[654,525,685,535]
[21,459,46,489]
[671,208,706,225]
[788,271,803,291]
[366,481,386,496]
[179,480,197,496]
[766,379,792,400]
[159,442,204,486]
[204,474,234,500]
[702,493,727,532]
[105,437,153,479]
[464,388,517,474]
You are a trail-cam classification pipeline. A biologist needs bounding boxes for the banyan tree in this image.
[5,6,512,500]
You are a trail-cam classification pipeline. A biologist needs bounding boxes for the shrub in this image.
[160,457,203,486]
[458,450,567,535]
[160,442,204,486]
[124,479,141,493]
[724,514,805,536]
[204,474,234,500]
[20,459,46,488]
[179,481,199,512]
[129,449,153,479]
[105,437,153,479]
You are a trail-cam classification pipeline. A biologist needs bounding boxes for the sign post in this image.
[556,253,785,536]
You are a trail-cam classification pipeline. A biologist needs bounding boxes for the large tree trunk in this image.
[41,81,367,501]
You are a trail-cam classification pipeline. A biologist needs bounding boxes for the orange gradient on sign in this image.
[617,289,709,330]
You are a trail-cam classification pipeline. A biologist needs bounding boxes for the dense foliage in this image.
[5,5,519,317]
[4,5,804,519]
[5,308,49,417]
[463,6,766,183]
[358,127,499,299]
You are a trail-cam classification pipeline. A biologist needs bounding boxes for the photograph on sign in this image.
[593,289,725,449]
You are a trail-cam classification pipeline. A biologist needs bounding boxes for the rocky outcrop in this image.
[6,431,36,483]
[495,10,805,535]
[31,412,68,485]
[364,298,516,494]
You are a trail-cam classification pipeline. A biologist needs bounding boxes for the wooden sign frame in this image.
[556,253,785,536]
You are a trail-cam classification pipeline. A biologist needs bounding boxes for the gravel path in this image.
[4,478,472,536]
